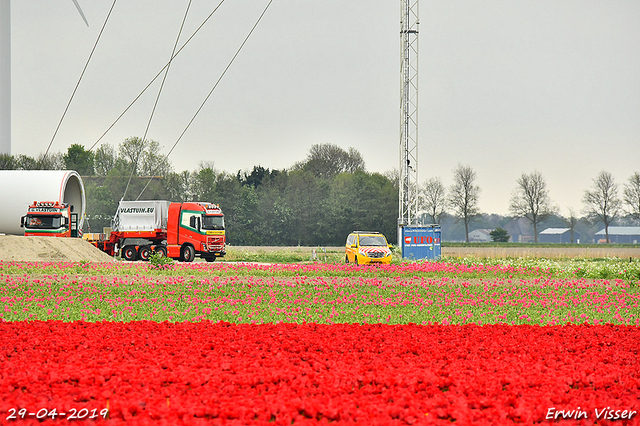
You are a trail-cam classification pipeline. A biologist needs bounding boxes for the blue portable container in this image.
[401,225,441,260]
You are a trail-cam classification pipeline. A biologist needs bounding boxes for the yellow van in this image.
[345,231,392,265]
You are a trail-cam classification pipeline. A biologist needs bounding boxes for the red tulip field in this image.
[1,259,639,425]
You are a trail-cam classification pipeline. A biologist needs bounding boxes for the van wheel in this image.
[345,255,349,264]
[354,256,359,265]
[138,246,151,261]
[122,246,137,261]
[205,256,216,262]
[181,245,195,262]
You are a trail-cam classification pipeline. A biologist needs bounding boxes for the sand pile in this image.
[0,235,114,262]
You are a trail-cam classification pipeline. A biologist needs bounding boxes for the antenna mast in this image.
[399,0,419,240]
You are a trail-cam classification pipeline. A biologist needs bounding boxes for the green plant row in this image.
[1,255,640,284]
[1,273,638,325]
[449,256,640,282]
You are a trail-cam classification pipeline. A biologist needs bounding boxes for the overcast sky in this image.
[9,0,640,216]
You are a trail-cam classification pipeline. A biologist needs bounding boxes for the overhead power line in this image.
[135,0,274,200]
[88,0,227,152]
[43,0,118,160]
[143,0,192,145]
[121,0,192,202]
[165,0,275,160]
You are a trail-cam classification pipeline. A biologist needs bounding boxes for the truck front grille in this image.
[207,236,224,251]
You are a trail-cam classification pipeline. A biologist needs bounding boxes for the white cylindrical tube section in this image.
[0,170,85,235]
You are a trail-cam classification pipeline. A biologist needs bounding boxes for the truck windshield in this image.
[26,215,62,230]
[359,235,387,246]
[202,215,224,230]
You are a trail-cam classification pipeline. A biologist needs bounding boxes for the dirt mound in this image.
[0,235,114,262]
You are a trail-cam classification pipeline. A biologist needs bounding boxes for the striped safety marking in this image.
[359,247,390,255]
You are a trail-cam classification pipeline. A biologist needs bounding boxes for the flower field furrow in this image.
[2,257,639,280]
[1,322,638,425]
[1,272,638,324]
[0,260,551,278]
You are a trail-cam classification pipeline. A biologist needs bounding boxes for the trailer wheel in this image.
[181,245,195,262]
[138,246,151,261]
[154,246,167,257]
[122,246,137,261]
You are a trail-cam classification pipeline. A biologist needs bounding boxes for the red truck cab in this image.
[166,202,226,262]
[21,201,80,238]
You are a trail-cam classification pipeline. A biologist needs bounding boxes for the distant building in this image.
[539,228,580,244]
[516,235,533,243]
[502,217,530,243]
[469,229,493,242]
[595,227,640,244]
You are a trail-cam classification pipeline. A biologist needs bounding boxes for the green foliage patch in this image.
[1,271,637,325]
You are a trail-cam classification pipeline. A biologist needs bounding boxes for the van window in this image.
[346,235,355,246]
[359,235,387,246]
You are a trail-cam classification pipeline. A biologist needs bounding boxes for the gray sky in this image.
[10,0,640,216]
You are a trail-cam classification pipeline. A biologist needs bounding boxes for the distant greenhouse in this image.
[468,229,492,243]
[539,228,580,244]
[595,227,640,244]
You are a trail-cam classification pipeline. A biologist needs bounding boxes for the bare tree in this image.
[118,136,147,175]
[448,164,480,242]
[139,139,172,177]
[36,151,65,170]
[509,171,556,243]
[118,137,172,177]
[343,148,366,173]
[566,207,579,244]
[94,143,116,177]
[383,169,399,190]
[294,143,365,178]
[15,154,38,170]
[420,177,446,224]
[623,172,640,224]
[582,171,621,243]
[164,170,194,202]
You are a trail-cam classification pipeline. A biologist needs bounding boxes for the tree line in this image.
[2,140,639,245]
[420,165,640,243]
[1,140,397,246]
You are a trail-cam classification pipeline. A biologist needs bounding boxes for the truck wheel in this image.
[138,246,151,261]
[181,245,195,262]
[122,246,137,261]
[154,246,167,257]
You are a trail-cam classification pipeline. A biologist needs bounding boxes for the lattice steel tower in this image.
[398,0,419,240]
